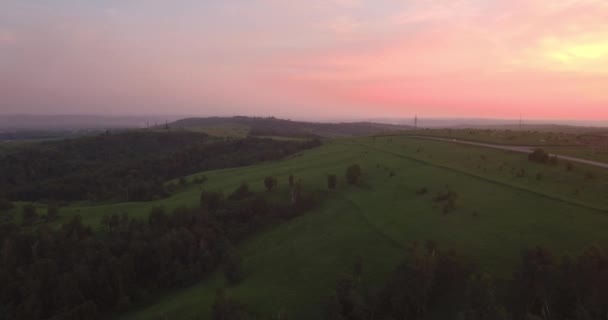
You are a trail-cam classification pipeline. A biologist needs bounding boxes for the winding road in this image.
[409,136,608,170]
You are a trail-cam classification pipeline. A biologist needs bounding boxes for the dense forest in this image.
[0,131,320,202]
[0,181,317,320]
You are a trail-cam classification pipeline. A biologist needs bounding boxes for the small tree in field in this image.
[264,176,277,191]
[327,174,337,190]
[288,174,294,188]
[345,164,362,185]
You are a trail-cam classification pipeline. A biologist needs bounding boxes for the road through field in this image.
[409,136,608,170]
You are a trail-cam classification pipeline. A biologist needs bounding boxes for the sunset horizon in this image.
[2,0,607,120]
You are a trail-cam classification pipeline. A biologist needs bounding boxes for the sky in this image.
[1,0,607,120]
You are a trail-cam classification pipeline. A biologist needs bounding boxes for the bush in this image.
[228,183,253,201]
[528,148,550,164]
[346,164,362,185]
[565,162,574,172]
[264,176,278,191]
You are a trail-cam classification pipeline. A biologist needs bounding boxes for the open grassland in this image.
[409,128,581,146]
[105,136,608,319]
[547,147,608,164]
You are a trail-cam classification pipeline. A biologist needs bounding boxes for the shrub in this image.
[264,176,278,191]
[528,148,550,164]
[228,183,253,201]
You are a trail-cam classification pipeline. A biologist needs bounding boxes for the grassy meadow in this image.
[81,135,608,319]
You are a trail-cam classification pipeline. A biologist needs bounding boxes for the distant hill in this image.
[0,114,183,130]
[169,116,413,138]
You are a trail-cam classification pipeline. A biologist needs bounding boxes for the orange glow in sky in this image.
[0,0,607,119]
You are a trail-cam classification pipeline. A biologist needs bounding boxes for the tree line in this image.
[0,131,320,202]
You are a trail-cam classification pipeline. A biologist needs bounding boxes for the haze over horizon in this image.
[1,0,607,120]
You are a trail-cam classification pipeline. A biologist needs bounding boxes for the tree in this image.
[461,273,508,320]
[345,164,362,185]
[22,204,38,225]
[264,176,277,192]
[228,183,252,201]
[288,174,294,188]
[327,174,337,190]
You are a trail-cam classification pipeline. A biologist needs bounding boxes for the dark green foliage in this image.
[460,274,507,320]
[345,164,362,185]
[264,176,278,192]
[327,174,337,190]
[0,184,314,320]
[324,274,369,320]
[0,132,321,202]
[228,183,253,201]
[528,149,558,166]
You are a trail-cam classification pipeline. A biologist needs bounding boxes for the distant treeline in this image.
[0,131,320,202]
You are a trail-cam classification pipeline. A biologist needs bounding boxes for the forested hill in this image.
[169,116,413,138]
[0,131,320,202]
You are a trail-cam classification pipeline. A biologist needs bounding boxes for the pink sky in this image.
[0,0,607,120]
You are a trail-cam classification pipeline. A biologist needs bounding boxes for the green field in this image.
[409,128,581,146]
[548,147,608,164]
[71,136,608,319]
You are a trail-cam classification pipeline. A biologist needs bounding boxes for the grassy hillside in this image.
[408,128,581,146]
[112,136,608,319]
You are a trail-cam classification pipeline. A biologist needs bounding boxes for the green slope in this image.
[118,137,608,319]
